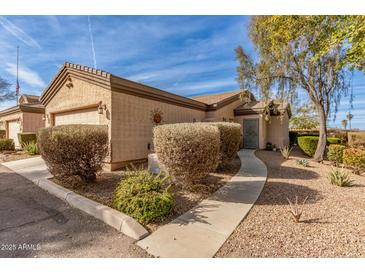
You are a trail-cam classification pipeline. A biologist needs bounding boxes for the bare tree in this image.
[0,77,16,102]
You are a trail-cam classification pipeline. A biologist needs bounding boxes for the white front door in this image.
[8,120,20,148]
[54,108,99,126]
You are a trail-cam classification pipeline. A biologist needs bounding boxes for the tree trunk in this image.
[313,105,327,162]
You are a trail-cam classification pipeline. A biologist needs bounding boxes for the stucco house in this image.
[40,62,291,170]
[0,95,45,147]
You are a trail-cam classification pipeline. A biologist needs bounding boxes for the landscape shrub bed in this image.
[210,122,241,169]
[0,139,15,151]
[37,125,108,181]
[327,144,346,165]
[153,123,220,183]
[343,148,365,174]
[298,136,341,157]
[18,133,37,148]
[113,170,174,224]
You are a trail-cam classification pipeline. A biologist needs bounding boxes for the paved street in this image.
[0,164,148,258]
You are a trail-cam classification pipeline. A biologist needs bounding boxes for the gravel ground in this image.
[53,156,241,232]
[0,151,35,163]
[216,148,365,258]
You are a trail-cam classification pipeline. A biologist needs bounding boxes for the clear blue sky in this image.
[0,15,363,129]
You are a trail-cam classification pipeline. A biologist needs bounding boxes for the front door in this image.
[8,120,20,148]
[243,119,259,149]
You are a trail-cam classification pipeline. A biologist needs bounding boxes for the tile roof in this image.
[190,90,242,105]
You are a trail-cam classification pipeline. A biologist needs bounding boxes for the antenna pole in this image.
[16,46,19,105]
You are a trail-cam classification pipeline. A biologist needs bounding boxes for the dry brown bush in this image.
[38,125,108,181]
[209,122,241,169]
[153,123,220,184]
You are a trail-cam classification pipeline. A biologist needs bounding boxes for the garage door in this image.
[8,120,20,148]
[54,108,99,126]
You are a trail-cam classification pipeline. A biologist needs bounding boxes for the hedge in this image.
[153,123,220,184]
[37,125,109,181]
[113,170,174,224]
[210,122,241,169]
[0,139,15,151]
[297,136,341,157]
[327,144,346,165]
[343,148,365,174]
[18,133,37,148]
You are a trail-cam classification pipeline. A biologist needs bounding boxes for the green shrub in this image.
[343,148,365,174]
[297,136,319,157]
[153,123,220,184]
[113,170,174,224]
[328,167,354,187]
[327,144,346,165]
[348,132,365,148]
[327,137,341,145]
[23,141,39,155]
[210,122,241,168]
[0,139,15,151]
[18,133,37,148]
[296,159,309,167]
[37,125,108,181]
[298,136,342,157]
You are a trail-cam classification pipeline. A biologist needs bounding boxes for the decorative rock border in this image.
[2,158,149,240]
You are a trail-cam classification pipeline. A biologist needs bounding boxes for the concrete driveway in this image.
[0,164,149,258]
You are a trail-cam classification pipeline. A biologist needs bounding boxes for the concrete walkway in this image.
[137,149,267,258]
[2,156,51,182]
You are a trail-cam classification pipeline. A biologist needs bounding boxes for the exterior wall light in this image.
[98,101,107,114]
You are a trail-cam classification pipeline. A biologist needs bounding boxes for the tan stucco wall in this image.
[213,100,244,122]
[22,112,45,133]
[44,77,111,128]
[235,114,267,149]
[266,113,289,148]
[110,90,206,168]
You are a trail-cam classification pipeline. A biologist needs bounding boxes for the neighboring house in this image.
[0,95,45,147]
[40,62,291,170]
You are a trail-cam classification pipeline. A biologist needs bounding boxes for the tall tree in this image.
[346,112,354,129]
[236,16,352,161]
[0,77,15,102]
[341,119,348,130]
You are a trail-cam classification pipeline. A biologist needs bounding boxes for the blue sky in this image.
[0,15,364,129]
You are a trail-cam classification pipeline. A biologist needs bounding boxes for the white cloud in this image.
[171,78,238,95]
[5,63,46,88]
[0,16,41,49]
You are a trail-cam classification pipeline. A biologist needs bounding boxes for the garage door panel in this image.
[8,121,20,147]
[54,108,99,126]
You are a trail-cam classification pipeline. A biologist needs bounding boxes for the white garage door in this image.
[8,120,20,148]
[54,108,99,126]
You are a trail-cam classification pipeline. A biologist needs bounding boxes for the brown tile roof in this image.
[234,99,291,117]
[21,94,40,104]
[191,90,242,105]
[0,103,45,116]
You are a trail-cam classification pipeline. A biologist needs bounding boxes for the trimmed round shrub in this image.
[210,122,241,168]
[153,123,220,183]
[327,137,341,145]
[327,144,346,164]
[343,148,365,174]
[113,170,174,224]
[297,136,319,157]
[37,125,108,181]
[0,139,15,151]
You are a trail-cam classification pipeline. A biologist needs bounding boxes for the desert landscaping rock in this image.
[137,149,267,257]
[216,149,365,258]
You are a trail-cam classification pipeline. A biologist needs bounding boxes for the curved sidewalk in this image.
[137,149,267,257]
